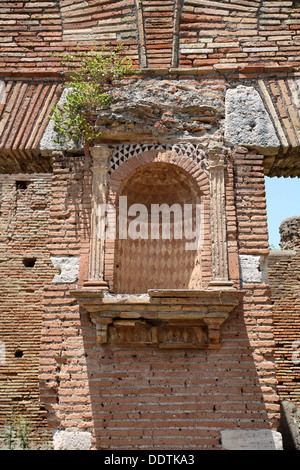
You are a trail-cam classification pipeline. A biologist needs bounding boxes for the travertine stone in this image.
[0,341,5,365]
[239,254,268,284]
[221,429,283,450]
[279,401,300,450]
[51,256,79,284]
[225,85,280,156]
[39,87,83,155]
[53,429,92,450]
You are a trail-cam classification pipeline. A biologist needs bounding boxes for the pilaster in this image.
[84,144,113,289]
[207,150,232,288]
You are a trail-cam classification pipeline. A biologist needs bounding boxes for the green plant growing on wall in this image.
[4,412,15,450]
[2,410,31,450]
[1,409,53,450]
[50,45,137,148]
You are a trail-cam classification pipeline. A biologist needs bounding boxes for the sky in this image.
[265,176,300,249]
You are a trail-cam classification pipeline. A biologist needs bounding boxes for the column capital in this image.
[90,144,113,158]
[207,163,227,171]
[90,144,113,171]
[206,144,227,170]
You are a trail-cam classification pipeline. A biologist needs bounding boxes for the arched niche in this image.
[113,161,203,294]
[105,149,212,294]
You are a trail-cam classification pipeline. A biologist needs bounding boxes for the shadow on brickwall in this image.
[75,295,281,450]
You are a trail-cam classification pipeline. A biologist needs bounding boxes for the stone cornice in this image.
[71,288,245,349]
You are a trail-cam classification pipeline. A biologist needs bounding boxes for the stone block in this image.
[279,400,300,450]
[39,87,83,155]
[225,85,280,155]
[239,254,268,284]
[221,429,283,450]
[51,255,80,284]
[53,429,92,450]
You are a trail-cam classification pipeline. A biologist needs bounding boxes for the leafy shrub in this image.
[50,45,138,144]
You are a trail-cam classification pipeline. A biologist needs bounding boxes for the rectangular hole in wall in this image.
[16,180,30,190]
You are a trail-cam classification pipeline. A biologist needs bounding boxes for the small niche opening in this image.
[15,350,23,358]
[22,257,36,268]
[16,181,30,190]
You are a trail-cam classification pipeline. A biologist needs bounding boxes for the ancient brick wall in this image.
[268,216,300,408]
[36,146,281,450]
[1,0,299,452]
[39,153,88,434]
[0,174,54,445]
[1,1,300,75]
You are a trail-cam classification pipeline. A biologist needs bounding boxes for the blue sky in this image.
[265,176,300,249]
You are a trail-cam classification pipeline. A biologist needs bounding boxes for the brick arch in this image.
[107,149,209,203]
[104,149,212,293]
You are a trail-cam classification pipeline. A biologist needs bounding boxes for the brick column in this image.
[84,144,113,289]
